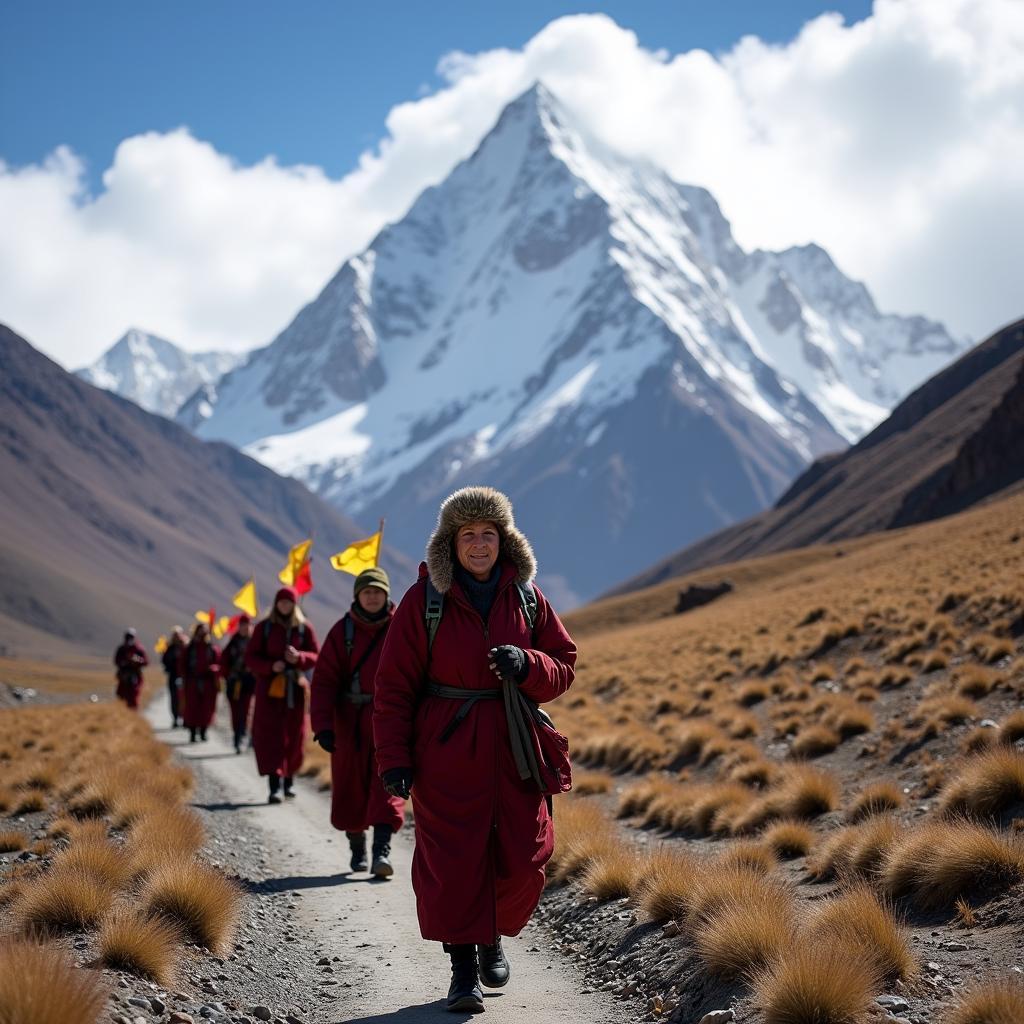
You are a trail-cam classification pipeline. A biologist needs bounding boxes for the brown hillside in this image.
[552,488,1023,1023]
[0,324,415,660]
[617,318,1024,594]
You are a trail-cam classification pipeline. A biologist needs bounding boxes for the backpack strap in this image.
[424,578,444,655]
[515,581,538,639]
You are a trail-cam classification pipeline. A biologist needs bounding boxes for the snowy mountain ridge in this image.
[185,84,964,601]
[77,328,242,419]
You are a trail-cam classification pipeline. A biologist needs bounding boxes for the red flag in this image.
[294,560,313,596]
[227,614,242,632]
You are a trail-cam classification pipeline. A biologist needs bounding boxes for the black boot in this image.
[371,824,394,879]
[189,728,197,743]
[234,730,244,754]
[268,775,282,805]
[346,831,368,872]
[443,944,483,1013]
[477,935,510,989]
[283,775,296,799]
[200,727,208,742]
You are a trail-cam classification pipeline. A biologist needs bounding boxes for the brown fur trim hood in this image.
[425,486,537,594]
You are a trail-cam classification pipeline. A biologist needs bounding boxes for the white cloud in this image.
[1,0,1021,367]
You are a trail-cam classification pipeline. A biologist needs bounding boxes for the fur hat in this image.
[426,486,537,594]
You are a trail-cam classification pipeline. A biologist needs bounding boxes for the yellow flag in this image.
[278,539,313,585]
[232,578,259,618]
[213,616,231,639]
[194,609,212,625]
[154,635,168,654]
[330,531,382,576]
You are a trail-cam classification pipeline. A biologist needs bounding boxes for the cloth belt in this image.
[342,692,373,705]
[426,680,544,791]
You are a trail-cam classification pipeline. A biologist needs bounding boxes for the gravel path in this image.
[148,703,625,1024]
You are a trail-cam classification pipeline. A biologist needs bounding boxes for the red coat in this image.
[114,641,149,709]
[178,641,222,729]
[245,618,319,778]
[311,607,405,834]
[373,562,576,944]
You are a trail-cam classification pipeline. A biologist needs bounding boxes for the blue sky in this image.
[2,1,871,189]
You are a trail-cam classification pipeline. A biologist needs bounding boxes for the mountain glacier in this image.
[77,328,241,419]
[187,84,965,603]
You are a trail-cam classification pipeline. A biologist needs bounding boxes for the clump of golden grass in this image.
[761,821,814,859]
[140,861,241,954]
[13,868,113,934]
[717,840,777,874]
[753,939,877,1024]
[957,665,1000,698]
[581,841,644,900]
[807,886,916,984]
[682,861,793,928]
[790,725,840,759]
[617,776,676,819]
[940,748,1024,818]
[13,791,46,814]
[848,781,904,821]
[734,766,840,833]
[880,820,1024,908]
[999,711,1024,746]
[942,976,1024,1024]
[0,939,109,1024]
[635,847,701,921]
[697,889,802,979]
[809,816,902,881]
[0,830,28,853]
[970,633,1014,664]
[98,908,180,984]
[550,798,619,882]
[913,694,980,726]
[573,770,613,796]
[50,838,131,892]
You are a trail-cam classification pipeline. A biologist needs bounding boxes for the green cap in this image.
[354,566,390,597]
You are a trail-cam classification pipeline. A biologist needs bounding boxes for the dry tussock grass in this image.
[98,908,181,984]
[549,798,619,883]
[140,861,242,954]
[940,748,1024,818]
[790,725,840,759]
[635,847,701,922]
[880,820,1024,908]
[0,940,109,1024]
[848,781,905,821]
[753,939,877,1024]
[572,770,613,796]
[998,711,1024,745]
[696,890,801,979]
[581,841,644,900]
[13,868,113,934]
[0,829,28,853]
[807,886,916,984]
[943,977,1024,1024]
[733,766,840,833]
[760,821,814,859]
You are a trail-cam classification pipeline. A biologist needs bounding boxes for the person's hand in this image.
[314,730,335,753]
[284,645,299,665]
[489,645,529,683]
[272,660,286,673]
[382,767,413,799]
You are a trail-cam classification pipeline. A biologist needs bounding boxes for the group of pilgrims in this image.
[110,486,577,1014]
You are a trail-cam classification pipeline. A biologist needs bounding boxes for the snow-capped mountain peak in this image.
[186,83,965,601]
[77,328,242,418]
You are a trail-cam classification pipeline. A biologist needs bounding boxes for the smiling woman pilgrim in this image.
[373,486,577,1013]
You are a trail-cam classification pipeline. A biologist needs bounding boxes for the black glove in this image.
[489,645,529,683]
[381,766,413,799]
[314,730,335,754]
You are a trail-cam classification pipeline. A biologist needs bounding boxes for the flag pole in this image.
[377,518,386,567]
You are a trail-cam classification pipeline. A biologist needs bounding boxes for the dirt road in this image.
[148,706,625,1024]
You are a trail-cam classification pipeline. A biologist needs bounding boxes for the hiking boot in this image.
[444,944,484,1013]
[267,792,282,805]
[371,824,394,879]
[477,936,510,989]
[189,728,197,743]
[200,727,208,742]
[347,832,368,873]
[268,777,282,805]
[283,775,296,799]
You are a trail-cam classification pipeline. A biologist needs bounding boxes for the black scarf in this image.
[455,563,501,622]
